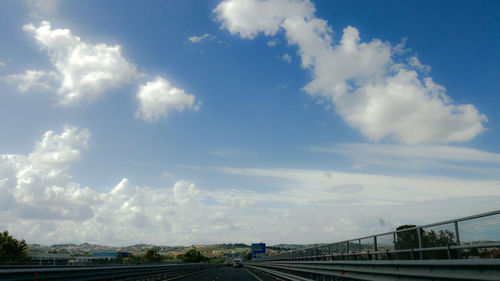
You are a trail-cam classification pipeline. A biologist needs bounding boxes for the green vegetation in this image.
[394,225,420,252]
[122,254,142,264]
[143,249,162,262]
[210,243,248,249]
[0,231,29,263]
[462,247,500,259]
[209,257,226,263]
[394,225,456,259]
[181,249,209,263]
[245,252,252,260]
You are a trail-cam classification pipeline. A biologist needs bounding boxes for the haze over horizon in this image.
[0,0,499,247]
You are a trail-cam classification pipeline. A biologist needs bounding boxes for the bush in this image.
[143,249,162,262]
[0,231,29,263]
[181,249,209,263]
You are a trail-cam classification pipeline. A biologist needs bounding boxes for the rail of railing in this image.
[245,259,500,281]
[258,209,500,261]
[0,263,221,281]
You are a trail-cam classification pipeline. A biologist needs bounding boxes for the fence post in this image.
[417,227,423,260]
[454,221,461,259]
[373,236,378,260]
[393,232,397,259]
[358,239,361,260]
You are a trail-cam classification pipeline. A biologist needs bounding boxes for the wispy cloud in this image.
[161,171,175,178]
[188,33,215,43]
[210,165,500,241]
[214,166,500,203]
[408,55,431,73]
[206,148,257,157]
[26,0,61,18]
[267,39,279,47]
[282,53,292,63]
[275,81,291,89]
[311,143,500,175]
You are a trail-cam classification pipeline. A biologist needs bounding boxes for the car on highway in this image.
[233,258,243,268]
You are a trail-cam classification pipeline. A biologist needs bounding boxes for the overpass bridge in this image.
[0,210,499,280]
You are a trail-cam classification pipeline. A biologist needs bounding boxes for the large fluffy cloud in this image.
[215,0,487,144]
[9,21,142,105]
[135,77,200,122]
[1,126,499,245]
[5,21,200,122]
[0,126,239,245]
[0,126,95,221]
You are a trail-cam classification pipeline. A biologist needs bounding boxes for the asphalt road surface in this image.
[175,266,263,281]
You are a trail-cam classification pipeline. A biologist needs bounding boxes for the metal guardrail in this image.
[0,263,221,281]
[245,259,500,281]
[247,210,500,280]
[258,209,500,262]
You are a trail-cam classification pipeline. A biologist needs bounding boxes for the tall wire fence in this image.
[260,209,500,261]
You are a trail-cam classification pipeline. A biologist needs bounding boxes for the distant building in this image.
[68,256,93,265]
[92,252,129,259]
[31,253,71,266]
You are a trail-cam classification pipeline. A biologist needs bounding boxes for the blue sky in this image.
[0,0,499,246]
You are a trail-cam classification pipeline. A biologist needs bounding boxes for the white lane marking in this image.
[244,267,264,281]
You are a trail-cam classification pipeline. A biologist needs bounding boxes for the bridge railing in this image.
[259,209,500,261]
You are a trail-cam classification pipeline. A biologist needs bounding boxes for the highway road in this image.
[174,266,269,281]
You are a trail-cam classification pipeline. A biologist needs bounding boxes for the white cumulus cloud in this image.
[0,126,236,245]
[214,0,487,144]
[0,125,95,221]
[13,21,142,105]
[135,77,201,122]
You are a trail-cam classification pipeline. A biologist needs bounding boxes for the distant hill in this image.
[28,242,310,256]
